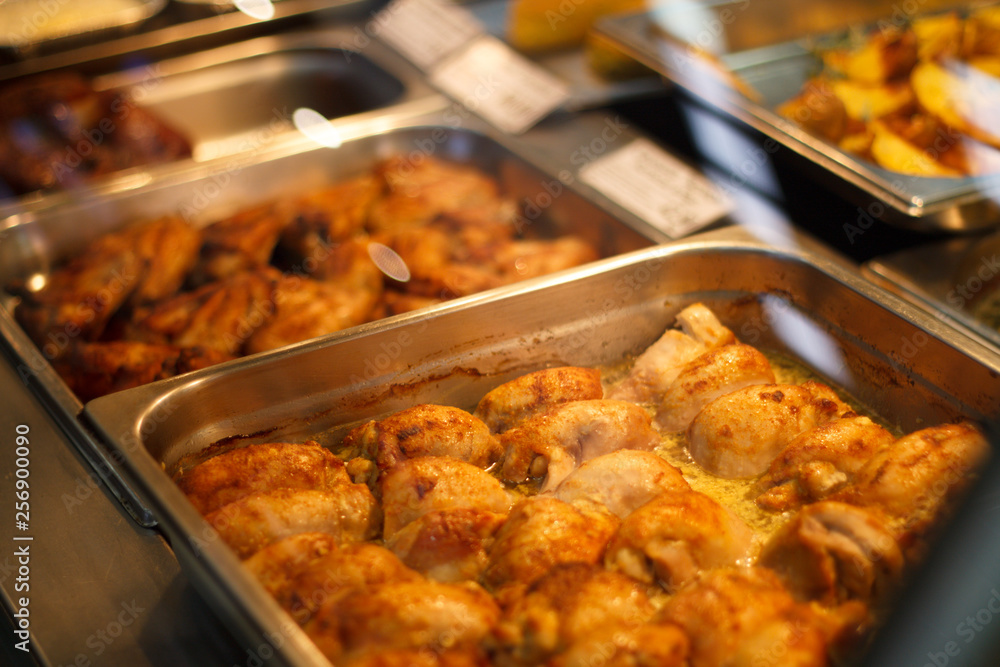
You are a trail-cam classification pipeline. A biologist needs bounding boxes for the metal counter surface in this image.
[0,343,247,667]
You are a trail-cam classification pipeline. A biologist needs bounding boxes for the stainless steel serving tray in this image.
[594,1,1000,233]
[1,24,438,206]
[78,225,1000,667]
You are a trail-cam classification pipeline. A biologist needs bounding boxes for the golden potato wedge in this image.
[828,79,915,120]
[911,59,1000,150]
[913,12,965,62]
[966,6,1000,57]
[822,27,918,84]
[969,55,1000,77]
[869,120,964,177]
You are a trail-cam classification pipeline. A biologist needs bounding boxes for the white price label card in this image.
[375,0,484,70]
[579,138,731,237]
[430,35,570,135]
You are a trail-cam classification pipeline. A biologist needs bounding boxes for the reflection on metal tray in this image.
[81,225,1000,667]
[0,0,167,52]
[863,233,1000,351]
[594,1,1000,233]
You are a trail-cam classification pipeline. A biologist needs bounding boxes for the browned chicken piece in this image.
[831,422,989,558]
[337,648,491,667]
[375,289,445,316]
[500,399,660,493]
[608,303,735,404]
[304,579,500,663]
[654,343,776,433]
[13,216,201,344]
[307,236,384,295]
[473,366,604,434]
[204,486,381,559]
[265,542,422,624]
[242,274,379,354]
[548,623,691,667]
[191,203,290,284]
[604,489,753,591]
[758,501,905,608]
[688,381,852,479]
[51,340,232,401]
[492,563,657,666]
[483,497,620,597]
[276,174,384,262]
[241,531,341,616]
[777,78,849,143]
[380,456,512,539]
[174,441,351,515]
[755,416,895,512]
[554,450,690,519]
[367,155,507,233]
[385,508,507,583]
[491,237,599,284]
[343,404,502,474]
[126,268,280,355]
[658,567,837,667]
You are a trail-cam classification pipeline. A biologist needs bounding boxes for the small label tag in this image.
[375,0,484,70]
[579,138,730,237]
[429,35,570,135]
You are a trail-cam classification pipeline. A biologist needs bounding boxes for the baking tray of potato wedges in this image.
[596,0,1000,232]
[75,224,1000,666]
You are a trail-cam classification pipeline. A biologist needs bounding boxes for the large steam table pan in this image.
[594,1,1000,233]
[79,225,1000,667]
[0,107,673,524]
[0,23,440,209]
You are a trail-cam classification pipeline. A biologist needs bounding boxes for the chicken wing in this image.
[483,497,620,597]
[754,415,895,511]
[654,343,776,432]
[204,486,381,559]
[243,275,379,354]
[831,422,988,557]
[492,563,657,666]
[51,340,232,401]
[304,579,500,663]
[126,268,280,355]
[499,399,660,492]
[385,508,507,583]
[191,203,289,285]
[490,237,599,284]
[758,501,905,608]
[13,216,201,344]
[688,381,852,479]
[343,404,502,473]
[473,366,604,434]
[553,449,690,519]
[174,441,351,515]
[604,489,753,591]
[658,567,836,667]
[380,456,512,539]
[307,236,384,295]
[607,302,736,403]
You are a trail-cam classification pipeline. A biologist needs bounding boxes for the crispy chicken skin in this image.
[337,648,491,667]
[51,340,232,402]
[492,563,657,666]
[241,532,341,613]
[548,623,691,667]
[759,501,905,608]
[483,497,620,596]
[191,203,290,285]
[608,303,736,404]
[306,236,384,294]
[13,216,201,344]
[688,381,852,479]
[380,456,512,539]
[344,404,502,473]
[174,441,351,515]
[654,343,776,432]
[473,366,604,434]
[553,450,690,519]
[831,422,989,556]
[126,267,279,355]
[604,489,753,591]
[304,579,500,663]
[499,399,660,492]
[658,567,836,667]
[755,415,896,511]
[243,274,379,354]
[204,486,381,559]
[385,508,507,583]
